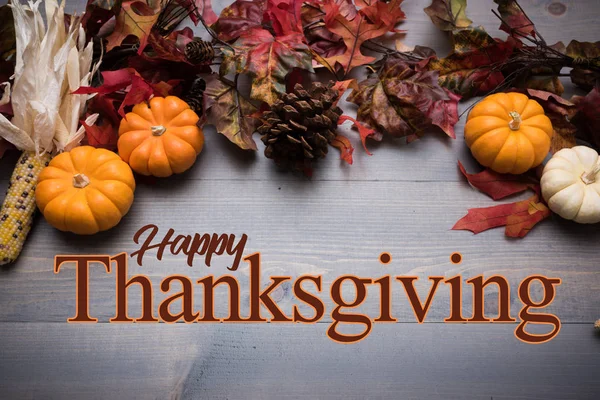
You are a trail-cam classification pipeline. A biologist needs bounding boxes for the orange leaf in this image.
[339,115,381,155]
[330,134,354,165]
[452,192,551,238]
[105,1,161,54]
[323,0,405,75]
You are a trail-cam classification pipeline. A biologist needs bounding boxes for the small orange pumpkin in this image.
[464,93,553,174]
[35,146,136,235]
[118,96,204,177]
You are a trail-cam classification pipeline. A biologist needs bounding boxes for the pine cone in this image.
[184,39,215,65]
[181,77,206,116]
[258,82,343,170]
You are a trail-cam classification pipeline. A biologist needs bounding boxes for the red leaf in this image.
[266,0,303,36]
[452,192,550,238]
[73,69,134,95]
[330,134,354,165]
[214,0,266,41]
[458,161,535,200]
[82,120,118,150]
[147,30,188,63]
[322,0,405,75]
[338,115,381,155]
[494,0,535,38]
[572,87,600,150]
[192,0,218,25]
[119,75,154,116]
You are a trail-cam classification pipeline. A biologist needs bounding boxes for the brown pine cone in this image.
[258,81,343,171]
[184,39,215,65]
[181,77,206,116]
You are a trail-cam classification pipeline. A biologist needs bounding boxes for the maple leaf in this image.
[458,161,535,201]
[509,89,577,153]
[81,94,122,150]
[339,115,381,155]
[452,192,550,238]
[426,28,517,98]
[424,0,472,32]
[105,1,162,54]
[493,0,535,38]
[74,68,154,116]
[266,0,303,36]
[572,87,600,151]
[321,0,405,76]
[347,56,460,140]
[204,75,259,150]
[330,134,354,165]
[221,28,313,105]
[213,0,267,41]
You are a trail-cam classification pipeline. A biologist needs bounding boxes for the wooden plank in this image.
[0,180,598,323]
[0,323,598,399]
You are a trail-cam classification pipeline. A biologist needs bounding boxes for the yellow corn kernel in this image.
[0,151,51,265]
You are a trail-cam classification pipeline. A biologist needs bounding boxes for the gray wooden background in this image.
[1,0,599,399]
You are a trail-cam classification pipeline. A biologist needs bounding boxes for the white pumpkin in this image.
[541,146,600,224]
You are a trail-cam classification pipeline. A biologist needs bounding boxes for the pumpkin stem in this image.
[508,111,522,131]
[151,125,166,136]
[72,173,90,189]
[582,163,600,185]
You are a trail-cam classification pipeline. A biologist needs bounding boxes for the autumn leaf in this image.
[213,0,266,41]
[347,56,460,140]
[424,0,472,32]
[330,134,354,164]
[221,28,313,104]
[426,28,517,97]
[565,41,600,89]
[321,0,405,76]
[572,87,600,150]
[331,79,358,104]
[458,161,535,200]
[266,0,303,36]
[0,5,15,61]
[509,88,577,153]
[105,0,162,54]
[192,0,218,25]
[452,192,550,238]
[339,115,381,155]
[81,95,122,150]
[204,75,259,150]
[74,68,154,116]
[493,0,535,38]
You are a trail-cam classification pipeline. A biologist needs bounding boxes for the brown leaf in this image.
[452,192,550,238]
[347,56,460,140]
[424,0,471,32]
[204,75,259,150]
[322,0,405,75]
[458,161,535,200]
[426,28,517,98]
[571,87,600,150]
[511,89,577,153]
[493,0,535,38]
[105,1,162,53]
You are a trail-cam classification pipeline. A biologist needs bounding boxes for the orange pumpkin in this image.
[35,146,136,235]
[118,96,204,177]
[464,93,553,174]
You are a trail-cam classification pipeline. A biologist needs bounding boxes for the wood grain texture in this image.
[0,323,598,400]
[0,0,599,399]
[0,180,598,323]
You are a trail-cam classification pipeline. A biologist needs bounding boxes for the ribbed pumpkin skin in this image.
[464,93,553,174]
[35,146,136,235]
[118,96,204,177]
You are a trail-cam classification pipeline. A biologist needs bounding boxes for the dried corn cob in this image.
[0,152,51,265]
